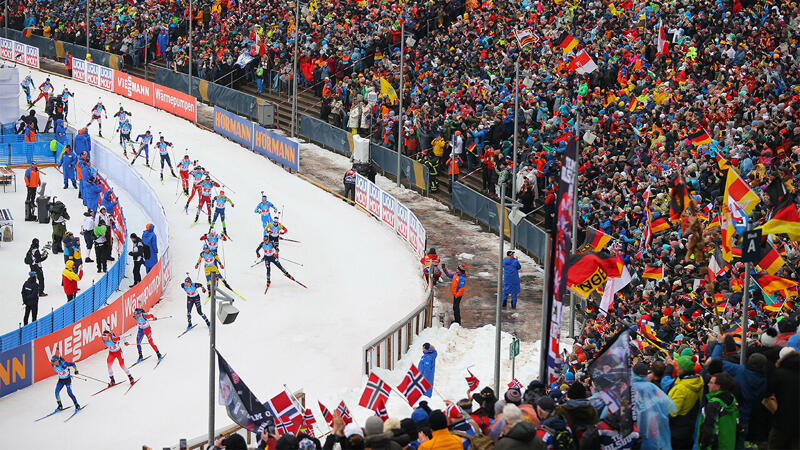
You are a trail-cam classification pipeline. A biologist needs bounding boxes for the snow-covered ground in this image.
[0,169,150,333]
[0,67,425,449]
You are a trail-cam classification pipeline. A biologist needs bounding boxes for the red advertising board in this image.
[33,260,164,382]
[154,84,197,123]
[114,70,154,105]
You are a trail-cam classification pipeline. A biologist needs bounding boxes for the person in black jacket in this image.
[128,233,145,287]
[22,271,39,325]
[26,238,48,296]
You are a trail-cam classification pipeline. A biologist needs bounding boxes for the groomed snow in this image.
[0,67,424,449]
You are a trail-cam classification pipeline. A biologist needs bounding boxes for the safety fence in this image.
[0,120,74,165]
[0,129,171,398]
[212,106,299,171]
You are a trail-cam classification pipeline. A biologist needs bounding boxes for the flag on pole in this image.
[642,266,663,280]
[757,199,800,240]
[757,244,785,275]
[337,401,353,424]
[508,378,523,389]
[669,177,692,221]
[380,77,398,105]
[724,169,760,216]
[216,351,275,434]
[656,20,668,55]
[689,129,713,147]
[397,364,432,406]
[465,370,480,392]
[757,274,798,295]
[587,330,636,439]
[566,252,624,299]
[552,31,579,53]
[359,373,392,410]
[567,50,598,74]
[514,28,537,47]
[374,396,389,422]
[578,227,612,252]
[318,401,334,427]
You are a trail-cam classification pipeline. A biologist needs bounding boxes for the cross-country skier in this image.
[60,88,75,119]
[101,330,134,386]
[200,228,226,255]
[156,135,177,181]
[178,155,192,195]
[210,190,234,234]
[131,129,153,166]
[192,175,219,224]
[87,99,108,136]
[195,244,233,291]
[113,106,131,127]
[20,74,34,104]
[50,355,81,411]
[31,77,53,106]
[131,307,162,362]
[254,194,278,229]
[264,216,287,249]
[182,276,210,330]
[186,165,205,204]
[255,236,296,289]
[117,118,133,155]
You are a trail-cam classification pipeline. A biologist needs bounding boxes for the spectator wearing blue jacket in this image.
[54,118,68,145]
[632,362,676,449]
[58,146,78,189]
[502,250,521,308]
[418,343,437,397]
[142,223,158,273]
[77,156,93,200]
[82,176,102,211]
[73,127,91,158]
[101,189,117,214]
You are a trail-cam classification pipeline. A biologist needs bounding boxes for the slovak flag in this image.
[465,370,480,392]
[508,378,523,389]
[397,364,432,406]
[374,396,389,422]
[318,401,334,427]
[359,373,392,410]
[656,20,668,55]
[337,401,353,424]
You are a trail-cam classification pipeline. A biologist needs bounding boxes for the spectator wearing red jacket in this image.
[62,260,83,301]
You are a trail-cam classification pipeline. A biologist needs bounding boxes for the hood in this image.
[678,374,704,393]
[503,421,536,442]
[777,352,800,371]
[364,431,395,446]
[30,238,39,248]
[145,223,154,232]
[65,260,74,270]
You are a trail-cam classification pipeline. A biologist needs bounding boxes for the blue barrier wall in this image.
[213,106,299,171]
[0,342,33,397]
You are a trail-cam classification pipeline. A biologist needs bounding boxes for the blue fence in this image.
[0,130,74,166]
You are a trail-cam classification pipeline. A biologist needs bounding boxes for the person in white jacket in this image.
[81,210,95,263]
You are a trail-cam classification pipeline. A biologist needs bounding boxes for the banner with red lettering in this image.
[153,85,196,122]
[72,58,113,91]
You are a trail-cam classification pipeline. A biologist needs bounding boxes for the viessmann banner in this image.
[213,106,299,171]
[354,173,426,258]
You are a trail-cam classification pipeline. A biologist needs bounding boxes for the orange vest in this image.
[447,157,461,175]
[25,168,39,187]
[450,272,465,297]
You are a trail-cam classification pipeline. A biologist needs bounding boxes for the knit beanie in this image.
[365,416,384,436]
[677,355,695,373]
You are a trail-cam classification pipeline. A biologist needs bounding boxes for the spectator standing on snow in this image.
[128,233,146,287]
[419,343,437,397]
[21,271,39,325]
[25,238,48,296]
[502,250,521,309]
[442,263,467,325]
[142,224,158,273]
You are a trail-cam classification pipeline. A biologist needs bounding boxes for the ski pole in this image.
[154,315,173,320]
[250,258,265,268]
[72,373,107,384]
[280,256,303,267]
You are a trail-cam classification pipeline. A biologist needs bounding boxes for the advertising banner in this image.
[395,203,409,241]
[72,57,86,83]
[355,174,369,210]
[72,58,114,91]
[381,191,396,229]
[12,41,24,65]
[154,84,196,122]
[367,182,381,217]
[113,70,154,105]
[252,124,299,171]
[0,38,12,61]
[0,342,33,397]
[213,106,253,149]
[24,44,39,69]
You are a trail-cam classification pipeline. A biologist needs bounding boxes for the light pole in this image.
[208,274,217,449]
[290,0,300,137]
[396,20,404,188]
[494,182,506,395]
[569,112,580,338]
[187,0,192,94]
[85,0,89,56]
[510,61,519,248]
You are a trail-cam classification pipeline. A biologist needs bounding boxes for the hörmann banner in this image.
[0,342,33,397]
[253,124,299,171]
[213,106,253,149]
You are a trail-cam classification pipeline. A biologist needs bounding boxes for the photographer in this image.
[25,238,48,296]
[48,198,69,254]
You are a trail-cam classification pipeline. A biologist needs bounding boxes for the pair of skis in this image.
[35,405,87,422]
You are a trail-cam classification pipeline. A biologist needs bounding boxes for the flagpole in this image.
[396,20,404,188]
[511,60,519,250]
[283,384,319,436]
[569,111,580,338]
[741,224,752,366]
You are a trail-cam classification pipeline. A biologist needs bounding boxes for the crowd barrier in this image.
[0,126,171,398]
[298,114,429,193]
[0,28,115,70]
[0,35,40,69]
[155,67,259,122]
[213,105,299,171]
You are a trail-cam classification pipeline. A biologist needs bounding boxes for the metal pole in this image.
[188,0,192,94]
[569,112,580,338]
[494,182,506,395]
[208,275,217,448]
[85,0,89,56]
[741,258,751,365]
[510,61,519,249]
[539,235,552,382]
[396,21,404,188]
[290,0,300,137]
[144,32,148,80]
[5,1,7,39]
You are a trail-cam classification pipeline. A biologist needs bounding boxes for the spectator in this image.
[129,233,145,287]
[343,166,357,201]
[25,238,47,296]
[419,410,461,450]
[93,218,109,273]
[666,354,704,450]
[495,403,537,450]
[419,343,437,397]
[48,198,69,254]
[142,223,158,273]
[553,382,598,443]
[21,271,39,325]
[81,210,95,262]
[502,250,521,309]
[364,415,402,450]
[61,260,82,301]
[697,372,739,450]
[58,146,78,189]
[23,162,40,222]
[765,348,800,449]
[441,263,467,325]
[631,362,675,450]
[420,247,442,286]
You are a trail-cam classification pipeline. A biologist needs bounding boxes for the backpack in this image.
[538,424,576,450]
[24,249,33,265]
[142,243,151,260]
[452,430,494,450]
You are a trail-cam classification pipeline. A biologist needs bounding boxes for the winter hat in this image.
[297,439,315,450]
[746,353,768,373]
[633,362,649,377]
[410,407,429,424]
[761,328,778,347]
[221,433,248,450]
[505,388,522,405]
[503,403,522,426]
[383,417,401,432]
[677,355,695,373]
[28,271,36,277]
[344,423,364,438]
[275,434,299,450]
[566,382,587,400]
[365,416,384,436]
[536,396,556,412]
[564,372,575,383]
[779,347,797,360]
[429,410,448,431]
[399,418,417,438]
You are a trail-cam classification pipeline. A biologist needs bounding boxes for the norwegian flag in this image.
[359,373,392,410]
[446,403,462,420]
[318,401,334,427]
[374,396,389,422]
[267,391,303,433]
[508,378,523,389]
[396,364,432,406]
[337,401,353,424]
[303,408,317,427]
[465,370,480,392]
[274,416,291,436]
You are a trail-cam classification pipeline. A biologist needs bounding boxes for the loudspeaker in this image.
[217,302,239,324]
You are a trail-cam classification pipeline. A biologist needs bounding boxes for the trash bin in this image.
[37,196,51,224]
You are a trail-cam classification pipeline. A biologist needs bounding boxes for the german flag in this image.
[756,244,785,275]
[715,150,730,171]
[566,252,624,298]
[628,97,638,112]
[642,266,663,280]
[650,216,670,233]
[758,199,800,240]
[714,293,727,313]
[578,227,612,252]
[21,27,34,38]
[467,143,477,154]
[707,216,721,231]
[669,177,692,221]
[688,129,712,147]
[783,285,798,299]
[757,274,798,295]
[552,31,579,54]
[764,302,785,313]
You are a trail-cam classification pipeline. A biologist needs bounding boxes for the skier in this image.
[155,135,177,181]
[177,155,192,195]
[200,228,226,256]
[255,236,296,289]
[192,175,219,224]
[264,216,287,249]
[20,74,34,104]
[131,307,162,362]
[60,88,74,119]
[112,106,131,129]
[117,118,133,154]
[131,129,153,166]
[182,276,210,330]
[210,190,235,234]
[186,165,205,204]
[50,355,81,411]
[195,244,233,291]
[31,77,53,106]
[101,330,134,386]
[254,194,278,229]
[87,100,108,136]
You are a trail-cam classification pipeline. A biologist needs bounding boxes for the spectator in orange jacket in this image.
[442,263,467,325]
[419,410,463,450]
[62,260,83,301]
[420,247,442,285]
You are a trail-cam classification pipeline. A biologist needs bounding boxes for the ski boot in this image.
[137,351,144,363]
[160,173,164,182]
[56,400,64,411]
[108,376,116,387]
[184,203,189,213]
[171,169,177,178]
[74,403,81,410]
[183,188,189,196]
[207,214,212,224]
[187,322,193,331]
[156,351,163,360]
[128,374,135,384]
[145,160,150,168]
[204,317,210,327]
[223,227,227,236]
[193,214,199,223]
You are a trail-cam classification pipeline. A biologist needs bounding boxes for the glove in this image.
[219,264,224,269]
[73,368,78,375]
[195,264,199,269]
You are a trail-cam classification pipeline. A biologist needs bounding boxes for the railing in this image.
[0,132,74,166]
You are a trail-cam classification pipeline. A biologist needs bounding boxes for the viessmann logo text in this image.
[117,75,151,98]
